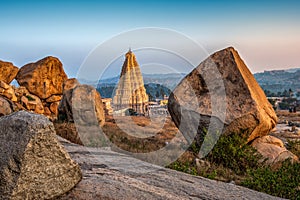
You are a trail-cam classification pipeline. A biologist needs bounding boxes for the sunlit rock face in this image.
[16,56,68,100]
[168,47,278,146]
[0,60,18,84]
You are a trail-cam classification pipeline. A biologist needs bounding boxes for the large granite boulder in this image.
[0,60,19,84]
[58,84,105,126]
[0,96,13,116]
[168,47,277,148]
[58,88,74,122]
[0,111,82,199]
[56,78,79,121]
[56,78,80,122]
[252,135,298,165]
[57,84,105,145]
[72,84,105,127]
[16,56,68,99]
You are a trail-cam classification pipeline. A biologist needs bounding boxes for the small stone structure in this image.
[102,98,113,115]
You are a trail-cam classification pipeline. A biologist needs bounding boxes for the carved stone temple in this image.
[112,49,149,115]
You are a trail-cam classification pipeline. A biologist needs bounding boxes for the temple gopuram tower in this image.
[112,49,149,114]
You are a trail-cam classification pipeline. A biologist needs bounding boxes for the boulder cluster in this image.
[0,57,68,120]
[0,56,106,126]
[0,56,106,145]
[0,56,106,199]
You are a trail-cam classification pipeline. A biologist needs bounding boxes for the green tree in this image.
[264,90,271,97]
[282,89,289,97]
[155,91,160,98]
[289,88,293,97]
[277,91,282,97]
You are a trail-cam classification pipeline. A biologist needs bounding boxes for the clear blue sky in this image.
[1,0,300,79]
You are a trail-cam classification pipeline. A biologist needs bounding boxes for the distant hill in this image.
[142,73,186,90]
[254,68,300,94]
[97,73,186,90]
[144,83,172,101]
[96,83,172,99]
[285,68,300,73]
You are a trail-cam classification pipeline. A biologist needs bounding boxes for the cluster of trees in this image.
[278,98,298,110]
[97,85,115,98]
[264,88,300,98]
[96,83,172,101]
[144,83,171,101]
[265,88,300,110]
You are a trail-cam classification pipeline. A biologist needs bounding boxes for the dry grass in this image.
[276,110,300,123]
[102,115,181,153]
[54,115,182,153]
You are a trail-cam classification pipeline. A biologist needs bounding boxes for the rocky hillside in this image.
[254,68,300,93]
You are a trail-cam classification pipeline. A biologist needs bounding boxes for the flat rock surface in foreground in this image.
[59,137,283,200]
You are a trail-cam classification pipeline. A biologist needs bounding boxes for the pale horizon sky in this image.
[1,0,300,79]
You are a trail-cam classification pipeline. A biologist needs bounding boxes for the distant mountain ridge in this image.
[79,73,186,87]
[95,73,184,99]
[98,73,186,87]
[254,68,300,93]
[285,68,300,73]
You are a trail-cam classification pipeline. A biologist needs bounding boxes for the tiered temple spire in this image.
[112,49,149,114]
